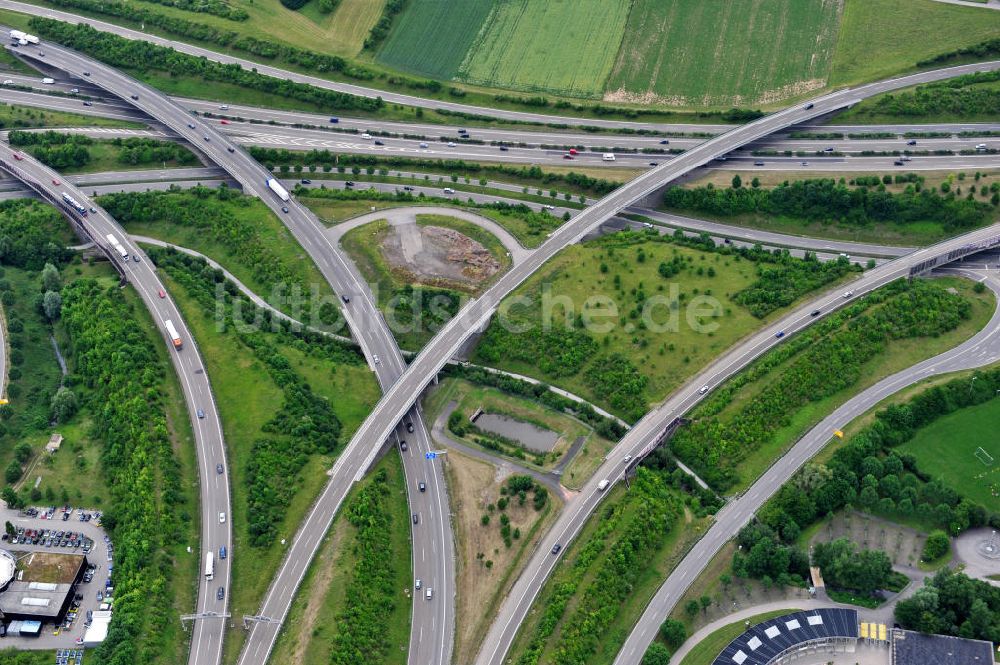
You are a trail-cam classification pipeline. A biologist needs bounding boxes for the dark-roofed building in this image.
[0,550,86,623]
[712,608,859,665]
[891,629,994,665]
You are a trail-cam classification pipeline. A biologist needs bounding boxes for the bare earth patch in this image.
[381,224,500,292]
[445,450,561,664]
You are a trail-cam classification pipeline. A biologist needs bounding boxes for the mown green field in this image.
[830,0,1000,87]
[376,0,494,80]
[607,0,841,107]
[900,397,1000,508]
[458,0,631,97]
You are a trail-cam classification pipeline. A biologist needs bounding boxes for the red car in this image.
[220,119,229,125]
[12,152,22,161]
[568,148,578,155]
[158,289,166,299]
[52,178,60,185]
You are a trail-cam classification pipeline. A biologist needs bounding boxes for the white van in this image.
[42,77,55,84]
[602,153,616,162]
[976,143,987,151]
[425,587,432,600]
[597,479,610,491]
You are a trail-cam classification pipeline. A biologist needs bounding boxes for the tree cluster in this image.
[29,19,384,112]
[61,279,187,665]
[663,177,993,230]
[0,201,72,269]
[363,0,408,50]
[813,538,893,595]
[672,280,972,490]
[895,568,1000,643]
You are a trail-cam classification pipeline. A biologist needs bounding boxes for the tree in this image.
[922,530,950,561]
[660,618,686,649]
[700,595,712,612]
[4,461,22,484]
[731,174,742,189]
[4,520,14,537]
[51,387,78,423]
[641,643,671,665]
[41,262,60,291]
[684,599,700,617]
[42,290,61,321]
[2,487,20,508]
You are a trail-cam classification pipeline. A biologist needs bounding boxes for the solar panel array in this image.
[713,608,859,665]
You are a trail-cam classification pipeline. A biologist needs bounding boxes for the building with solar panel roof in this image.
[712,609,859,665]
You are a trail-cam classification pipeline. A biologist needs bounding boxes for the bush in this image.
[922,530,950,561]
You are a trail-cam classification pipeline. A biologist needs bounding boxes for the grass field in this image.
[376,0,494,80]
[607,0,842,108]
[900,397,1000,508]
[679,610,799,665]
[472,238,774,418]
[159,272,380,665]
[0,101,137,129]
[829,0,1000,87]
[270,453,410,665]
[458,0,631,98]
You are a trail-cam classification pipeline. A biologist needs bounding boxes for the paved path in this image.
[953,527,1000,586]
[431,401,569,500]
[325,205,532,265]
[931,0,1000,9]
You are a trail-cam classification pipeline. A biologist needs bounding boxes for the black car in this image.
[82,101,92,107]
[499,146,509,151]
[400,441,407,451]
[374,140,384,146]
[130,94,139,101]
[301,178,311,184]
[216,586,225,601]
[82,71,91,76]
[754,160,765,166]
[659,139,670,145]
[805,103,814,109]
[341,295,350,304]
[403,186,414,191]
[216,463,224,474]
[406,422,414,433]
[227,147,235,153]
[551,544,562,555]
[893,160,904,166]
[811,309,821,317]
[412,514,418,524]
[345,181,355,187]
[418,481,426,493]
[187,123,196,129]
[281,206,289,213]
[906,139,917,146]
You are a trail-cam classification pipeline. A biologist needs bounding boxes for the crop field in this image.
[899,398,1000,508]
[376,0,494,80]
[458,0,631,97]
[606,0,842,107]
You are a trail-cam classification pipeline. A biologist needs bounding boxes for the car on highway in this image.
[12,152,22,161]
[301,178,311,184]
[82,71,90,76]
[801,161,808,166]
[373,354,380,365]
[344,181,355,187]
[811,309,821,317]
[499,145,509,151]
[82,101,93,106]
[197,409,205,419]
[649,162,658,166]
[1,80,11,85]
[458,128,467,134]
[329,117,339,123]
[219,546,227,559]
[360,133,372,140]
[219,512,226,523]
[563,154,573,159]
[447,142,456,147]
[568,148,579,155]
[893,160,904,166]
[419,142,429,148]
[406,422,414,433]
[219,104,228,110]
[227,147,235,153]
[415,579,421,590]
[698,385,709,394]
[622,455,632,464]
[400,441,407,451]
[426,587,432,600]
[203,136,210,142]
[907,139,917,145]
[158,289,165,298]
[659,139,670,145]
[753,160,765,166]
[220,119,230,125]
[843,290,854,298]
[805,103,814,109]
[216,464,224,474]
[543,204,555,210]
[374,140,385,145]
[551,544,562,555]
[217,586,225,600]
[341,294,350,304]
[187,123,195,129]
[130,94,138,100]
[824,147,834,152]
[52,178,60,185]
[412,514,418,524]
[775,330,786,338]
[403,186,414,191]
[418,481,426,493]
[70,88,79,94]
[443,187,455,194]
[133,255,140,263]
[281,206,289,213]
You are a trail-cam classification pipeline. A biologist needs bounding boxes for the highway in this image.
[613,267,1000,665]
[5,34,456,665]
[13,33,1000,665]
[0,144,232,664]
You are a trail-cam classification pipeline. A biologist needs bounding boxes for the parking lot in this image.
[0,506,113,651]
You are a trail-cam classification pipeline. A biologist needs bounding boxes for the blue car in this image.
[219,546,227,560]
[775,331,786,339]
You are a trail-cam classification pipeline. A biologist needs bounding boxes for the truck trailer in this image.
[10,30,39,45]
[204,552,214,581]
[266,178,290,202]
[104,233,128,260]
[164,319,183,350]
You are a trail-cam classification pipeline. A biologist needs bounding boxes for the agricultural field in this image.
[376,0,494,80]
[458,0,631,97]
[899,397,1000,508]
[606,0,842,107]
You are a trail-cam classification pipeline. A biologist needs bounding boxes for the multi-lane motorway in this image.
[613,267,1000,665]
[0,144,232,665]
[5,34,455,665]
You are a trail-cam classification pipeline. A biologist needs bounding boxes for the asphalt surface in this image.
[613,267,1000,665]
[17,48,999,665]
[5,35,457,665]
[0,143,232,663]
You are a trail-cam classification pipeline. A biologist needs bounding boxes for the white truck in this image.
[204,552,214,581]
[266,178,290,202]
[602,153,616,162]
[10,30,39,45]
[104,233,128,261]
[164,319,183,350]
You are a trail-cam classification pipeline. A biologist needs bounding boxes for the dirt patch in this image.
[284,517,350,665]
[810,511,927,568]
[446,450,561,664]
[381,224,500,292]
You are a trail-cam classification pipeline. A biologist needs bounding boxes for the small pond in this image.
[473,412,559,453]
